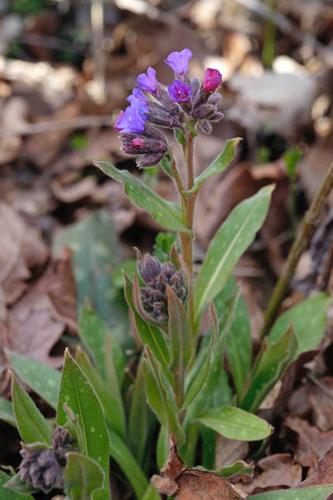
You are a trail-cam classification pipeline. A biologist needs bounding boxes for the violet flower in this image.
[203,68,222,92]
[168,80,192,103]
[137,67,159,94]
[165,48,192,77]
[114,104,147,134]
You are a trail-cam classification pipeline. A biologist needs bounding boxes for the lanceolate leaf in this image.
[95,161,188,232]
[248,485,333,499]
[76,348,126,439]
[64,452,107,500]
[269,292,331,358]
[108,428,150,499]
[196,405,273,441]
[240,327,297,413]
[9,351,61,410]
[12,377,52,445]
[57,351,110,492]
[194,186,273,323]
[0,397,16,427]
[187,138,241,194]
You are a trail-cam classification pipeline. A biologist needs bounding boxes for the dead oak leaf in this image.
[285,416,333,467]
[240,454,302,495]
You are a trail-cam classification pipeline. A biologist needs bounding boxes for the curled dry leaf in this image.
[305,445,333,486]
[239,454,302,495]
[0,203,48,305]
[285,416,333,467]
[152,436,243,499]
[0,252,76,395]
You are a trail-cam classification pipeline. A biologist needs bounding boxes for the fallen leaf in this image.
[305,446,333,486]
[285,417,333,467]
[240,454,302,495]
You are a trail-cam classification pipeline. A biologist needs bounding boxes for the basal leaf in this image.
[0,397,16,427]
[53,210,130,349]
[108,428,149,499]
[248,484,333,499]
[76,348,126,439]
[12,377,52,445]
[9,351,61,410]
[64,452,108,500]
[214,277,252,400]
[194,186,273,323]
[95,161,188,232]
[196,405,273,441]
[57,351,109,491]
[240,327,297,413]
[269,293,331,358]
[187,138,241,194]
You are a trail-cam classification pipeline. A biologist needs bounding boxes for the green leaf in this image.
[240,327,297,413]
[187,138,241,194]
[57,351,110,491]
[0,396,16,427]
[76,348,126,439]
[194,186,273,323]
[78,306,125,386]
[108,428,149,499]
[53,210,130,349]
[156,425,168,470]
[269,293,331,358]
[12,377,52,444]
[64,452,108,500]
[0,471,34,499]
[142,484,161,500]
[196,405,273,441]
[95,161,188,232]
[143,351,184,445]
[9,351,61,410]
[248,485,333,499]
[217,460,253,478]
[128,355,151,463]
[214,277,252,400]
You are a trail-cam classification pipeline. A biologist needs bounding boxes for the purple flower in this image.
[137,67,159,94]
[114,105,147,134]
[203,68,222,92]
[127,88,148,108]
[165,48,192,77]
[168,80,192,103]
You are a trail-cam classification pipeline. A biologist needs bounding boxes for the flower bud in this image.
[52,426,75,466]
[19,446,63,493]
[203,68,222,92]
[138,254,187,322]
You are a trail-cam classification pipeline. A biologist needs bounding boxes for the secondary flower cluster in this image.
[138,253,187,322]
[19,427,75,493]
[115,48,223,167]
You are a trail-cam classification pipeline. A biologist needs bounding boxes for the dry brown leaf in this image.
[215,437,249,470]
[305,446,333,486]
[240,454,302,495]
[0,203,48,305]
[285,416,333,467]
[152,436,243,499]
[0,253,76,395]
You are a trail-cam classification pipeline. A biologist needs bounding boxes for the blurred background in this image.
[1,0,333,483]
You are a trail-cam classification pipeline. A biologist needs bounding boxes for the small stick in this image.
[261,160,333,338]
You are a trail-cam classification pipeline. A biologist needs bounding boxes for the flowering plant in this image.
[1,49,330,500]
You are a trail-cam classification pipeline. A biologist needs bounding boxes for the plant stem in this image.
[261,160,333,338]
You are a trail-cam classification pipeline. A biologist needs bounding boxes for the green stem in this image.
[260,160,333,338]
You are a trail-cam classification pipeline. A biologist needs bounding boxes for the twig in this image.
[90,0,106,103]
[0,115,113,137]
[261,160,333,338]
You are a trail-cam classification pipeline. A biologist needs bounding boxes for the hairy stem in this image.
[261,160,333,338]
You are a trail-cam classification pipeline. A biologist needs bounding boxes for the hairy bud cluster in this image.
[18,427,75,493]
[138,254,187,322]
[19,447,63,493]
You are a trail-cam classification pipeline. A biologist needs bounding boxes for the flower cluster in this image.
[115,48,223,167]
[138,253,187,322]
[18,427,75,493]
